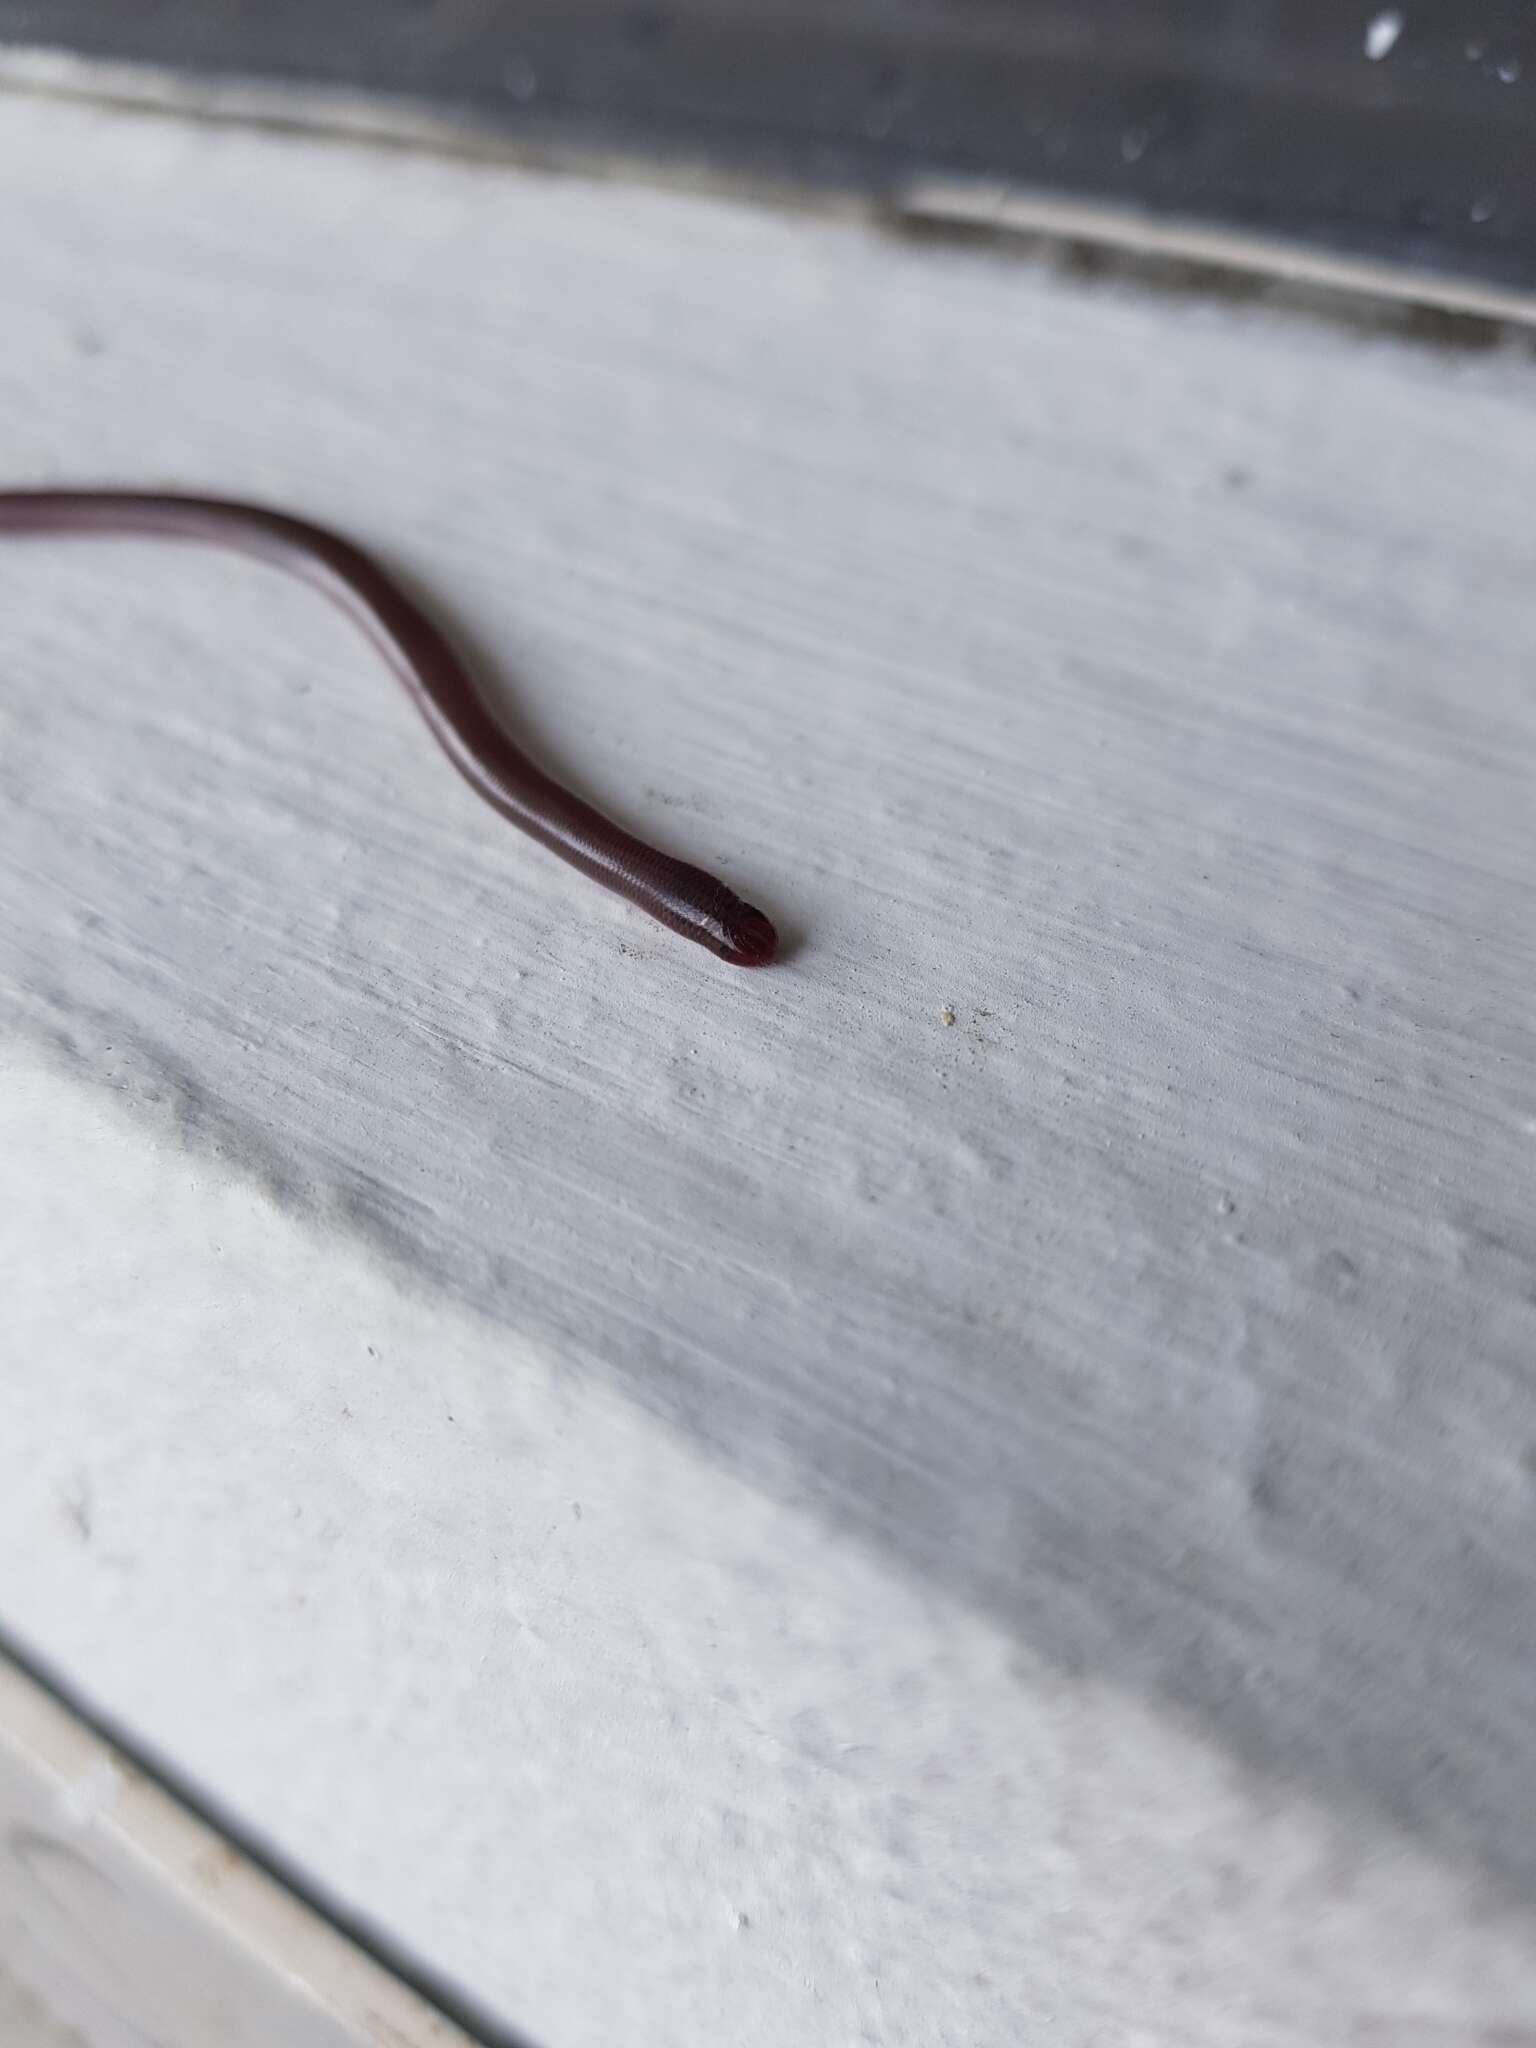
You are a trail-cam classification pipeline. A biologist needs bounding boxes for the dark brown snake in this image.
[0,490,778,967]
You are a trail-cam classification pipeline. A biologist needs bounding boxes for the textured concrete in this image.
[2,90,1535,2045]
[7,1056,1536,2047]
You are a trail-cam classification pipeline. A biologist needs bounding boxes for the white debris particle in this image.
[1466,36,1488,61]
[1471,194,1497,224]
[1364,11,1404,60]
[63,1758,124,1827]
[1498,56,1521,82]
[1121,126,1150,164]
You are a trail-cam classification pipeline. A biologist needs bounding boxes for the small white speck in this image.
[1471,193,1497,223]
[1364,10,1403,60]
[63,1759,123,1827]
[1121,126,1150,164]
[1466,36,1488,60]
[1498,55,1521,82]
[503,58,538,100]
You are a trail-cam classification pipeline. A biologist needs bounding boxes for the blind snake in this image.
[0,490,779,968]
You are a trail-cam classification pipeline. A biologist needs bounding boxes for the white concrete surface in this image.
[7,1057,1536,2048]
[2,90,1535,2046]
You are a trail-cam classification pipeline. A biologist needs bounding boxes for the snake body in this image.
[0,490,777,967]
